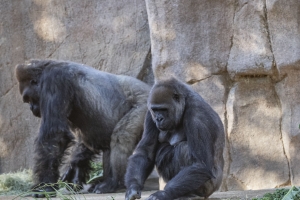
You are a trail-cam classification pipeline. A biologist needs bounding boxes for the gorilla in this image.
[15,60,150,197]
[125,78,225,200]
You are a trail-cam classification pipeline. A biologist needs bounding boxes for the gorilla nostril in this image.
[157,117,163,122]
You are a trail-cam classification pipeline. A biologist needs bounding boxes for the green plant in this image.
[13,181,87,200]
[87,161,103,184]
[282,186,300,200]
[0,162,103,199]
[252,187,300,200]
[0,169,33,195]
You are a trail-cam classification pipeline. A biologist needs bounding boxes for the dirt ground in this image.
[0,177,280,200]
[0,188,278,200]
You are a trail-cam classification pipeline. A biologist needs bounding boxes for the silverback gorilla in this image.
[15,60,150,197]
[125,78,225,200]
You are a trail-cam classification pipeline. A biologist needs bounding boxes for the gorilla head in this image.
[148,81,185,131]
[16,62,43,117]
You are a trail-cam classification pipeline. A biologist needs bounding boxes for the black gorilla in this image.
[15,60,150,197]
[125,78,225,200]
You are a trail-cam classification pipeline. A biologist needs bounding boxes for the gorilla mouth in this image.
[31,108,41,117]
[30,103,41,117]
[156,124,169,131]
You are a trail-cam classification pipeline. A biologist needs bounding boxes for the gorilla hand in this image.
[31,183,58,198]
[146,191,172,200]
[61,164,84,191]
[125,185,142,200]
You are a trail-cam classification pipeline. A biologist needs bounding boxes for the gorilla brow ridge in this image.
[155,78,191,97]
[16,60,50,82]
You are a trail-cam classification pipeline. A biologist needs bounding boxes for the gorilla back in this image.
[16,60,150,197]
[125,78,225,200]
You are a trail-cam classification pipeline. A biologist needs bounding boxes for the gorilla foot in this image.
[60,164,85,192]
[146,191,172,200]
[31,183,58,198]
[90,182,122,194]
[125,185,142,200]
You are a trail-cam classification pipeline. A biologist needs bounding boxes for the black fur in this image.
[15,60,150,197]
[125,78,225,200]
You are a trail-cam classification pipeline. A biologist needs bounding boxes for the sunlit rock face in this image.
[0,0,152,174]
[146,0,300,190]
[1,0,300,191]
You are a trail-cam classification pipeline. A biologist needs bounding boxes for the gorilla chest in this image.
[158,130,186,146]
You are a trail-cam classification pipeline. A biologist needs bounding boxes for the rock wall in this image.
[145,0,300,190]
[0,0,299,191]
[0,0,152,173]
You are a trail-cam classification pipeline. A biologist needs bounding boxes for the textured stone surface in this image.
[0,0,151,173]
[275,72,300,186]
[226,77,289,190]
[146,0,235,81]
[1,0,300,193]
[267,0,300,186]
[227,0,274,79]
[267,0,300,74]
[190,75,228,124]
[146,0,300,191]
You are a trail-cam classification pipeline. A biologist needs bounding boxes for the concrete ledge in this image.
[2,189,278,200]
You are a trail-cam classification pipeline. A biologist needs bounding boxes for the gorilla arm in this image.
[125,111,160,200]
[33,69,74,196]
[60,142,94,191]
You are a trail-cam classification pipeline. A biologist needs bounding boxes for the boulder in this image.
[146,0,299,190]
[0,0,151,173]
[145,0,234,81]
[226,77,289,190]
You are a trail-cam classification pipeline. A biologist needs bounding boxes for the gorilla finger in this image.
[61,166,74,182]
[147,191,172,200]
[87,184,95,193]
[126,189,141,200]
[73,167,83,185]
[31,190,56,198]
[94,190,101,194]
[92,185,103,194]
[126,194,141,200]
[145,196,159,200]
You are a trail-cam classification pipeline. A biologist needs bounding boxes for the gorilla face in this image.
[148,85,185,131]
[19,78,41,117]
[16,63,43,118]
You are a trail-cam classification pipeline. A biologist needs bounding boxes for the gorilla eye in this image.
[173,94,180,102]
[30,79,37,85]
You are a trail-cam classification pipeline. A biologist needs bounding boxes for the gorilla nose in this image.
[23,94,30,103]
[156,116,164,122]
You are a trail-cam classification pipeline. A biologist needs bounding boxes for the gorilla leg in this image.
[93,106,146,193]
[197,164,224,197]
[152,142,215,199]
[89,149,115,193]
[61,142,96,189]
[32,132,73,198]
